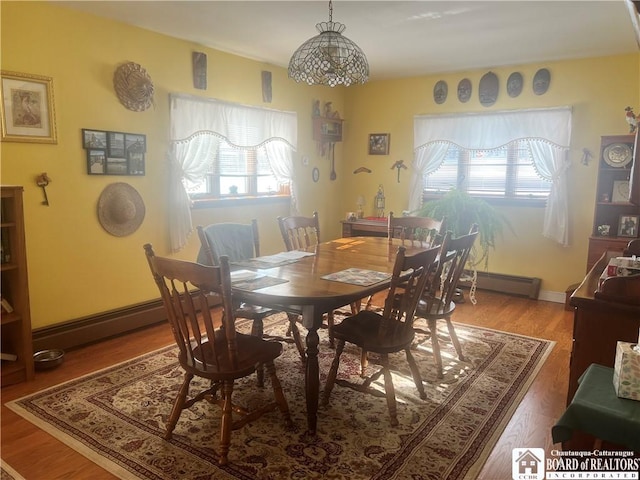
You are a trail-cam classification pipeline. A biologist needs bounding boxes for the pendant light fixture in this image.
[288,0,369,87]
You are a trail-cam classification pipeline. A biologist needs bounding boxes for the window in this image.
[424,142,551,199]
[186,140,285,198]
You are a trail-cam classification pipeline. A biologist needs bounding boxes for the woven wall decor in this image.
[113,62,154,112]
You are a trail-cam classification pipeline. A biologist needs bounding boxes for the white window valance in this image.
[410,106,573,246]
[168,93,298,252]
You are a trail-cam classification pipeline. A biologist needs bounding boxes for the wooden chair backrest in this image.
[277,211,320,251]
[196,219,260,266]
[388,211,446,248]
[426,224,479,308]
[380,244,441,337]
[623,239,640,256]
[144,243,238,372]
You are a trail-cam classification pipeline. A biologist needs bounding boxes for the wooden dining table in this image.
[231,236,426,434]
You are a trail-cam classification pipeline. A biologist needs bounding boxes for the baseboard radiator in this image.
[32,299,167,353]
[459,271,541,299]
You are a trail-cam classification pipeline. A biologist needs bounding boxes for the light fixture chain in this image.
[329,0,333,22]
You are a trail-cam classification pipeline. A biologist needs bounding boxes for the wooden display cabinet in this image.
[587,133,639,271]
[1,186,34,386]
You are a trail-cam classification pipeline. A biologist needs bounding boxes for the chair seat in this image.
[185,332,283,380]
[331,310,415,354]
[416,297,455,319]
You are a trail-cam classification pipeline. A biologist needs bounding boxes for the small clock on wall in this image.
[312,167,320,183]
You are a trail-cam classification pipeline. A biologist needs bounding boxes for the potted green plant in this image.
[414,188,514,270]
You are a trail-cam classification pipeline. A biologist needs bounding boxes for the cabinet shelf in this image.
[1,186,33,386]
[587,134,639,271]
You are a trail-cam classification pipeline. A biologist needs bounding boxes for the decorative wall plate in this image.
[433,80,448,104]
[479,72,498,107]
[612,180,630,203]
[113,62,154,111]
[312,167,320,182]
[457,78,472,103]
[507,72,523,97]
[603,143,633,168]
[532,68,550,95]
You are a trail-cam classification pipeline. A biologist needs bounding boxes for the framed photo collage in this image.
[82,129,146,176]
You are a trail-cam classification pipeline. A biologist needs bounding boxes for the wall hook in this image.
[36,172,52,206]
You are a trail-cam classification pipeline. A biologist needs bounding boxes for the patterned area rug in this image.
[6,313,554,480]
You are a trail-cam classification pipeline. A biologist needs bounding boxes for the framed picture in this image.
[125,133,146,154]
[127,151,145,175]
[618,214,639,238]
[368,133,390,155]
[106,157,128,175]
[82,129,107,148]
[611,180,630,203]
[107,131,126,158]
[87,149,107,175]
[1,71,57,143]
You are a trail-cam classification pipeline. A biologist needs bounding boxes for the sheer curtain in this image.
[411,106,573,245]
[168,93,298,252]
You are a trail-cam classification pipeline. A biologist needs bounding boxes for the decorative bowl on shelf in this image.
[33,349,65,370]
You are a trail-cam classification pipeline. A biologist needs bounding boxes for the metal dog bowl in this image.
[33,349,65,370]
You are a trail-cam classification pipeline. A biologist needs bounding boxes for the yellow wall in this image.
[343,55,640,293]
[0,2,346,328]
[1,2,639,330]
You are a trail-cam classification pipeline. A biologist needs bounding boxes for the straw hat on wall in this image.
[97,182,145,237]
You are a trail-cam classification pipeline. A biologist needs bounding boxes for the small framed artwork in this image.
[369,133,390,155]
[128,151,145,175]
[612,180,630,203]
[125,133,146,153]
[87,149,107,175]
[107,131,126,158]
[1,71,57,143]
[106,157,128,175]
[82,129,107,148]
[618,214,639,238]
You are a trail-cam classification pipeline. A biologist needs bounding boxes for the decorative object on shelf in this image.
[612,180,630,203]
[600,193,610,203]
[618,214,639,237]
[0,70,57,144]
[390,159,407,182]
[479,71,499,107]
[97,182,146,237]
[82,129,146,176]
[433,80,448,104]
[288,0,369,87]
[597,224,611,236]
[312,167,320,183]
[506,72,523,98]
[346,212,358,222]
[374,184,385,217]
[369,133,390,155]
[624,106,637,134]
[457,78,472,103]
[312,99,321,117]
[353,166,372,174]
[113,62,154,112]
[603,143,633,168]
[356,195,365,218]
[532,68,551,95]
[192,52,207,90]
[261,71,272,103]
[581,148,593,166]
[35,172,51,206]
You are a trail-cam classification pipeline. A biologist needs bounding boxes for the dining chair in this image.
[414,224,480,378]
[196,221,305,381]
[277,211,358,348]
[388,211,446,248]
[143,244,293,466]
[623,238,640,256]
[321,244,441,427]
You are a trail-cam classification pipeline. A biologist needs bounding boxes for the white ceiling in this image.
[54,1,640,81]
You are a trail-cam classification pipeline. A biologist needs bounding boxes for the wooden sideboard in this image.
[568,251,640,404]
[341,219,387,238]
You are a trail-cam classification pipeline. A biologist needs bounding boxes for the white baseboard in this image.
[538,290,566,304]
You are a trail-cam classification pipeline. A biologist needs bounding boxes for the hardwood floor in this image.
[0,290,573,479]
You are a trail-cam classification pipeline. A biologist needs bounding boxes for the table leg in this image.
[301,305,322,434]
